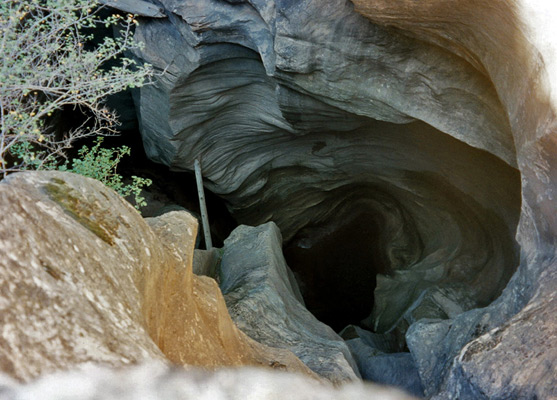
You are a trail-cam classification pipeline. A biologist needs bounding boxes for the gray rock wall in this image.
[104,0,557,397]
[354,0,557,398]
[125,0,522,340]
[219,222,360,384]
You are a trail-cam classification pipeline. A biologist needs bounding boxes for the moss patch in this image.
[45,179,118,245]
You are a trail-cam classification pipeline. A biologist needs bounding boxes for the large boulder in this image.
[219,222,360,384]
[0,171,314,381]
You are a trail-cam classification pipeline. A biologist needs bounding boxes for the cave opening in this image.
[93,82,522,345]
[275,120,522,337]
[283,211,390,332]
[37,29,523,362]
[93,109,521,345]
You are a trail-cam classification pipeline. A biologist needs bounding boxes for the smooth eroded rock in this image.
[123,0,521,341]
[103,0,557,397]
[352,1,557,397]
[219,222,360,384]
[0,171,314,381]
[341,326,423,397]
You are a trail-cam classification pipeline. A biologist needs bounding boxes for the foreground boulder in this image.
[0,171,313,381]
[219,222,360,384]
[0,363,416,400]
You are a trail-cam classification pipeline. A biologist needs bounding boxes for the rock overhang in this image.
[107,0,557,396]
[122,0,526,334]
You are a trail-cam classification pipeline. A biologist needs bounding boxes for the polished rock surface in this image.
[219,222,360,384]
[125,0,521,341]
[103,0,557,397]
[0,171,314,381]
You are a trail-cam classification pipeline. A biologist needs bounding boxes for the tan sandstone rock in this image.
[0,171,315,381]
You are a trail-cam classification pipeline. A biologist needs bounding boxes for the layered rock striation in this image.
[110,0,556,397]
[219,222,360,384]
[128,0,521,340]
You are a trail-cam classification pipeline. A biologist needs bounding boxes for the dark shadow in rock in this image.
[284,211,390,332]
[99,131,237,249]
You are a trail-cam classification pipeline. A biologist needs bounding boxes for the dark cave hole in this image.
[284,211,391,333]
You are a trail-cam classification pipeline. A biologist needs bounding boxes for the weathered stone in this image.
[340,325,404,355]
[0,171,165,380]
[99,0,166,18]
[351,1,557,397]
[341,326,422,397]
[192,248,220,278]
[132,0,514,167]
[438,266,557,400]
[125,0,521,342]
[219,222,360,384]
[405,318,453,395]
[145,211,197,268]
[357,353,423,398]
[0,171,315,381]
[0,363,417,400]
[401,287,478,328]
[101,0,557,397]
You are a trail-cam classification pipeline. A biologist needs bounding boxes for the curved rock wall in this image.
[350,1,557,397]
[117,0,556,397]
[129,0,521,340]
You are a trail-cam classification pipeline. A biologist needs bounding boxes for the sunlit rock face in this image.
[127,0,557,397]
[0,171,314,381]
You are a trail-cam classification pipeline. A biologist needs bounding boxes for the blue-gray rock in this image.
[359,353,423,398]
[218,222,360,384]
[340,325,403,354]
[99,0,557,398]
[125,0,521,344]
[341,326,423,397]
[353,1,557,398]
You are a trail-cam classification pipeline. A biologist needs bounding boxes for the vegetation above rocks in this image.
[0,0,152,204]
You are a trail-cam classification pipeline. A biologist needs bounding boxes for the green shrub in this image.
[11,136,152,209]
[0,0,152,176]
[63,137,152,209]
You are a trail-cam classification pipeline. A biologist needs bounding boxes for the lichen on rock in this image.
[0,171,314,382]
